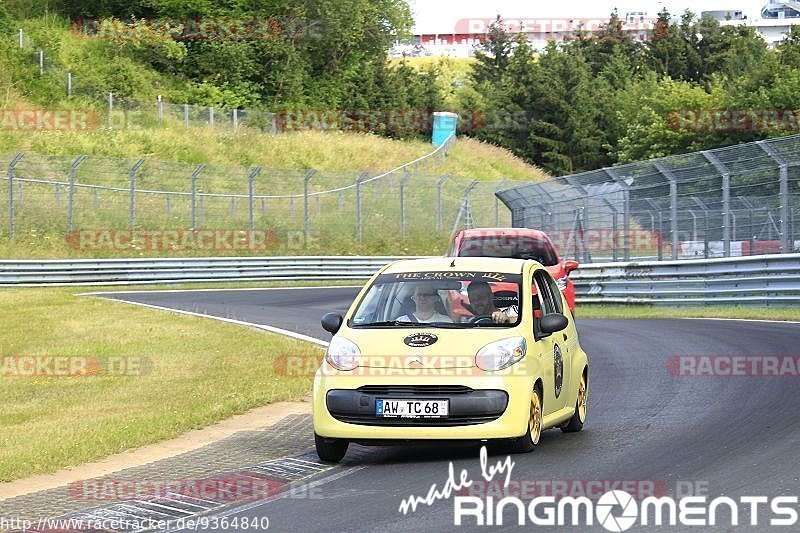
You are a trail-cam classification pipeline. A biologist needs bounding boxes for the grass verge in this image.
[0,287,323,482]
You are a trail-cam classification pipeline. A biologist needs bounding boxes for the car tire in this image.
[507,387,543,453]
[561,371,587,433]
[315,433,349,463]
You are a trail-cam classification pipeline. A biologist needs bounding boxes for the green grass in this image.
[577,305,800,321]
[0,287,323,482]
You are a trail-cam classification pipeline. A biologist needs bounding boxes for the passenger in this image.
[398,284,452,323]
[466,281,518,324]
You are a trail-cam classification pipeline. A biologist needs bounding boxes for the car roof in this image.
[456,227,552,240]
[382,257,532,274]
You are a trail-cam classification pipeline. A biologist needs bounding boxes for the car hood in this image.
[339,327,520,368]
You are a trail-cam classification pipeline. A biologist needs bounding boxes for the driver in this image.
[465,281,518,324]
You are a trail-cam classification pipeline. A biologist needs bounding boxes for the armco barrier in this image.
[1,254,799,307]
[0,256,413,286]
[571,253,800,306]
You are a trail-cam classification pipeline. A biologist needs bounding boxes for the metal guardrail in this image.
[0,256,411,286]
[2,254,799,307]
[571,253,800,306]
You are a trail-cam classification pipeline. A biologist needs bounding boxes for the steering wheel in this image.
[469,315,494,325]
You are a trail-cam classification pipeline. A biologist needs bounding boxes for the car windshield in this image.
[457,236,560,266]
[350,271,522,328]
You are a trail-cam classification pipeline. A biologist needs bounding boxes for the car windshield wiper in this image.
[354,320,465,328]
[354,320,418,327]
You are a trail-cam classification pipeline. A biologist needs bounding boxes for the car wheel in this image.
[561,372,587,433]
[507,387,543,453]
[315,433,349,463]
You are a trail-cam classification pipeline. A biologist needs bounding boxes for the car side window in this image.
[543,272,564,315]
[534,270,561,315]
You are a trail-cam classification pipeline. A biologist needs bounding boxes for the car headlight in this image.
[475,337,527,371]
[325,337,361,371]
[556,277,568,291]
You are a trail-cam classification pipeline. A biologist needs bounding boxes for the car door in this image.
[532,268,571,414]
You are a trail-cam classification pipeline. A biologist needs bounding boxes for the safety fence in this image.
[0,134,517,252]
[3,254,798,308]
[497,134,800,263]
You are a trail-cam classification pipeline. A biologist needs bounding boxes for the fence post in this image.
[757,140,791,254]
[18,29,23,48]
[233,109,238,130]
[67,155,87,232]
[190,164,204,230]
[157,95,163,122]
[303,170,315,246]
[67,72,72,97]
[355,173,366,243]
[437,175,449,234]
[108,92,113,128]
[129,159,145,231]
[209,107,214,128]
[184,104,189,127]
[606,168,630,261]
[400,174,412,238]
[570,183,591,262]
[602,199,619,262]
[248,166,261,233]
[654,161,679,260]
[702,151,731,257]
[691,197,710,258]
[7,153,24,239]
[38,50,44,75]
[494,180,507,227]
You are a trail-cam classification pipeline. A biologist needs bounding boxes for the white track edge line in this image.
[85,297,329,347]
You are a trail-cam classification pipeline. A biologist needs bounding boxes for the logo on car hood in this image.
[403,333,438,348]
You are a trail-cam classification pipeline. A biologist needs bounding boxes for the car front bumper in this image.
[313,373,534,440]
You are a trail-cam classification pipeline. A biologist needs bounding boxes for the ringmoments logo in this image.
[396,448,799,530]
[452,491,800,529]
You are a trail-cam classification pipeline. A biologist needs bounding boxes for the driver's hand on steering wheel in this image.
[491,310,510,323]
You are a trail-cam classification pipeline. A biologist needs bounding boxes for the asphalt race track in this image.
[97,287,800,532]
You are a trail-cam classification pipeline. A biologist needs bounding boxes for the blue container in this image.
[432,112,458,146]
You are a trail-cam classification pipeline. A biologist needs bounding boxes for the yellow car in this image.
[313,257,589,462]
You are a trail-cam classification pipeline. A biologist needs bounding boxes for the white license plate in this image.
[376,399,449,418]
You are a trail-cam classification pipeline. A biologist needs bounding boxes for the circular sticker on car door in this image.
[554,344,563,398]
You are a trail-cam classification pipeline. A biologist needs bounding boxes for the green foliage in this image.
[464,9,799,175]
[777,25,800,68]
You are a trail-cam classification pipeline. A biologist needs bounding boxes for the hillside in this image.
[0,128,546,181]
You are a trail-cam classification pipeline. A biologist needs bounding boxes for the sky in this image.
[408,0,770,34]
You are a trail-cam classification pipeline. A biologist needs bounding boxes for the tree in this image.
[777,25,800,68]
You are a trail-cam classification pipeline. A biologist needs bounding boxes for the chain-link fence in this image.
[498,134,800,262]
[0,135,516,255]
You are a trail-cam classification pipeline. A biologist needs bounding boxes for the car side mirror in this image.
[321,313,343,334]
[564,260,579,274]
[540,313,569,334]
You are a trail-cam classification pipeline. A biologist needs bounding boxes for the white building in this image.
[704,1,800,46]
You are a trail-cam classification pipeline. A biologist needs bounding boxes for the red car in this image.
[447,228,579,312]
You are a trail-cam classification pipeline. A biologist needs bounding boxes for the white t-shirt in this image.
[398,311,452,323]
[460,306,519,323]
